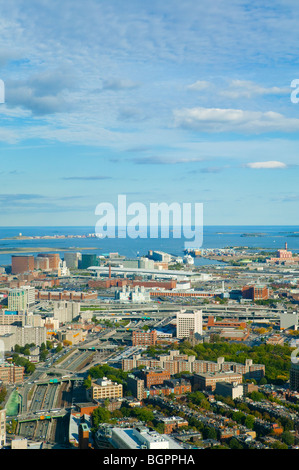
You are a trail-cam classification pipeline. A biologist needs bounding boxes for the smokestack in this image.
[285,242,288,251]
[109,264,111,279]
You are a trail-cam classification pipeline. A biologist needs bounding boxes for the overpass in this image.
[87,265,198,279]
[87,303,282,322]
[16,408,68,423]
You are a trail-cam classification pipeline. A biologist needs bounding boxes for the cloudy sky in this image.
[0,0,298,226]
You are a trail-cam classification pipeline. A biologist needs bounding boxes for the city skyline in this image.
[0,1,298,227]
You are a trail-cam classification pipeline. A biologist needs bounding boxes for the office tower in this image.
[79,254,98,269]
[64,252,82,269]
[176,310,202,338]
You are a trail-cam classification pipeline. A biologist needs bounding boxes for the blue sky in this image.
[0,0,299,226]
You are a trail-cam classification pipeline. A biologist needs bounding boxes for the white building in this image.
[15,326,46,348]
[176,310,202,338]
[53,301,80,324]
[114,286,151,303]
[215,381,244,400]
[109,426,182,449]
[280,311,298,330]
[58,260,70,277]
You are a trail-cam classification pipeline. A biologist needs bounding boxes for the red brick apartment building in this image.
[140,369,171,388]
[0,363,24,384]
[160,417,189,434]
[132,330,157,347]
[146,380,191,398]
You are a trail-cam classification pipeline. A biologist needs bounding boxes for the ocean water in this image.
[0,225,298,266]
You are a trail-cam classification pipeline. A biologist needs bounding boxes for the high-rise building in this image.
[15,326,46,348]
[53,301,80,324]
[64,252,82,269]
[8,286,35,311]
[37,253,60,270]
[79,254,98,269]
[176,310,202,338]
[11,255,34,274]
[34,256,50,270]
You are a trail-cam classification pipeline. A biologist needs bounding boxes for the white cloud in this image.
[220,80,290,99]
[187,80,210,91]
[173,106,299,134]
[245,161,287,169]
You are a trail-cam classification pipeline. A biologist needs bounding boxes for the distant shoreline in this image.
[0,246,98,254]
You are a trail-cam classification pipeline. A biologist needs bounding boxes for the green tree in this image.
[271,441,288,449]
[229,438,244,449]
[244,415,255,430]
[281,431,295,446]
[92,407,111,428]
[202,426,217,440]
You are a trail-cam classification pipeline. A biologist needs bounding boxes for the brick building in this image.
[11,255,34,274]
[35,290,97,301]
[132,329,157,347]
[139,369,171,388]
[242,285,269,301]
[0,362,24,384]
[193,371,243,392]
